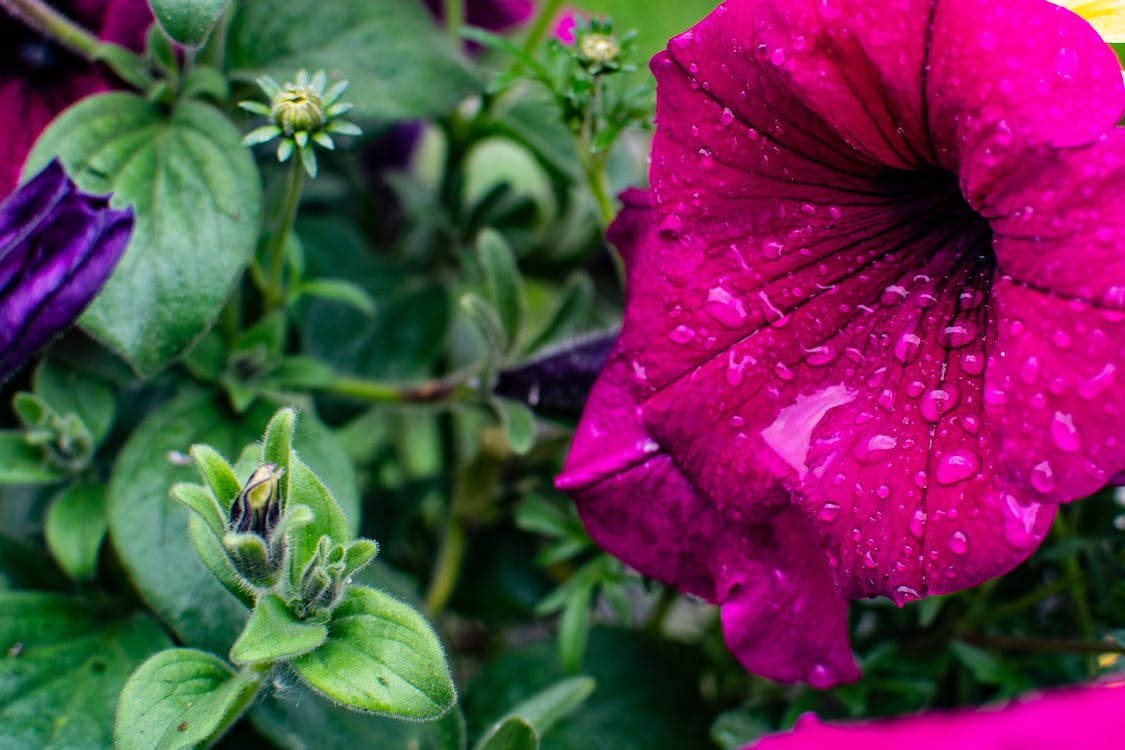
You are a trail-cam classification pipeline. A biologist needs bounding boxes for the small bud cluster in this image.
[239,70,362,178]
[295,536,378,620]
[571,18,630,75]
[13,394,95,473]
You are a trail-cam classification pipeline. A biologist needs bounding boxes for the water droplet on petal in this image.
[894,332,922,364]
[949,531,969,554]
[894,585,920,604]
[807,662,835,688]
[704,286,748,329]
[668,325,695,344]
[909,508,926,538]
[935,449,980,485]
[921,386,960,422]
[1049,411,1080,452]
[1030,460,1056,494]
[758,291,791,327]
[818,502,842,522]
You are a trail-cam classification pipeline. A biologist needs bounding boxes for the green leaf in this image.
[492,398,535,455]
[292,585,455,719]
[171,481,226,538]
[297,278,377,315]
[464,629,712,750]
[44,483,108,581]
[32,359,116,443]
[0,432,63,484]
[522,274,596,356]
[25,93,262,375]
[188,513,255,608]
[116,648,262,750]
[226,0,477,122]
[477,718,537,750]
[558,585,593,674]
[262,406,297,477]
[148,0,230,47]
[476,229,525,350]
[230,593,327,664]
[286,457,351,582]
[0,592,172,749]
[474,677,596,750]
[108,390,358,654]
[250,685,449,749]
[190,444,243,512]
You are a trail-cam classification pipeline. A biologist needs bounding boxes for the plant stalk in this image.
[264,159,305,311]
[0,0,101,60]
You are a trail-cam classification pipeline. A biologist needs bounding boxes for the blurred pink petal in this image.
[744,680,1125,749]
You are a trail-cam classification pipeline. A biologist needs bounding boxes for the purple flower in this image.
[0,0,152,197]
[558,0,1125,686]
[421,0,534,32]
[743,680,1125,750]
[0,160,133,381]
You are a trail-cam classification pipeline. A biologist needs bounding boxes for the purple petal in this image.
[0,161,133,380]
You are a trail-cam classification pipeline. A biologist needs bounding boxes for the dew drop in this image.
[1049,411,1080,453]
[758,291,791,327]
[807,662,835,688]
[960,352,985,376]
[774,361,796,381]
[818,502,842,522]
[668,325,695,345]
[935,449,980,485]
[949,531,969,554]
[1030,460,1056,494]
[894,585,920,604]
[921,386,960,422]
[909,508,926,538]
[1078,364,1115,399]
[704,286,748,329]
[894,332,922,364]
[716,106,736,129]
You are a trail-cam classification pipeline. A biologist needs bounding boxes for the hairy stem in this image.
[321,374,474,404]
[444,0,464,43]
[263,159,304,311]
[0,0,101,60]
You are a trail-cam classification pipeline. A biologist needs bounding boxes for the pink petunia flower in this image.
[742,679,1125,749]
[558,0,1125,686]
[0,0,151,197]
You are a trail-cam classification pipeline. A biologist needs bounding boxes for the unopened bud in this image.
[579,33,620,66]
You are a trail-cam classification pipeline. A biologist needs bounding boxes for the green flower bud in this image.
[578,33,620,67]
[271,82,326,136]
[229,463,284,539]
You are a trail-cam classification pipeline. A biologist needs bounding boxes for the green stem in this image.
[425,509,465,614]
[321,374,473,404]
[0,0,102,59]
[264,159,304,311]
[521,0,564,54]
[444,0,463,44]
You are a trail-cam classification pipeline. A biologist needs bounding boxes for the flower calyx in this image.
[239,69,362,177]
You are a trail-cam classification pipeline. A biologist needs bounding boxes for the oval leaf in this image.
[226,0,477,121]
[230,593,327,665]
[148,0,230,47]
[44,483,108,581]
[116,648,262,750]
[292,585,455,719]
[26,93,262,375]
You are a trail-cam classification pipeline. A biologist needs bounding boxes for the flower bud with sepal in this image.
[294,536,378,620]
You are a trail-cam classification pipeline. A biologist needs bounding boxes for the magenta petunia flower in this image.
[0,0,151,197]
[743,680,1125,749]
[558,0,1125,686]
[0,160,133,381]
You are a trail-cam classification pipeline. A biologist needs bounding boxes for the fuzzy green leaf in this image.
[116,648,262,749]
[44,483,108,581]
[230,593,327,664]
[292,586,455,719]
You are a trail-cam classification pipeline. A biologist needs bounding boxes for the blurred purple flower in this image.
[743,680,1125,750]
[0,0,152,197]
[0,160,133,381]
[421,0,534,32]
[558,0,1125,686]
